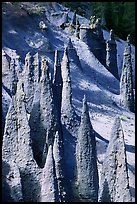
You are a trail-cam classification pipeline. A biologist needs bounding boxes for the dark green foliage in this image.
[61,2,135,45]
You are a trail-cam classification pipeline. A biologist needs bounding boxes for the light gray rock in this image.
[61,46,80,133]
[40,57,58,147]
[22,52,35,113]
[2,96,18,161]
[120,36,134,112]
[10,58,18,95]
[98,116,132,202]
[15,79,41,202]
[53,131,67,202]
[41,145,59,202]
[76,95,99,202]
[33,52,40,85]
[2,84,11,135]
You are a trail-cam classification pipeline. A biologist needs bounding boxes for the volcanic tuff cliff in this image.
[2,2,135,202]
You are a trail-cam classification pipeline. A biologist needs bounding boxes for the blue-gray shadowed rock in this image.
[66,38,82,70]
[2,96,18,162]
[10,58,18,95]
[2,84,11,136]
[120,35,134,113]
[40,56,58,147]
[71,10,77,26]
[52,50,63,120]
[60,12,69,29]
[15,79,41,202]
[33,52,41,85]
[61,46,80,133]
[2,160,23,202]
[2,50,12,94]
[76,95,99,202]
[29,82,47,168]
[53,131,68,202]
[106,29,119,80]
[61,46,80,201]
[80,18,106,67]
[98,116,132,202]
[22,52,35,113]
[75,16,80,39]
[14,55,23,79]
[41,145,59,202]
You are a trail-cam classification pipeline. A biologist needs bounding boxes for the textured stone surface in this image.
[120,38,134,112]
[40,57,58,147]
[15,79,41,202]
[76,95,99,202]
[98,116,132,202]
[66,38,82,70]
[106,29,119,79]
[53,131,68,202]
[52,50,63,120]
[41,145,59,202]
[80,20,106,66]
[2,160,23,202]
[10,58,18,95]
[22,52,35,113]
[61,46,79,131]
[2,97,18,161]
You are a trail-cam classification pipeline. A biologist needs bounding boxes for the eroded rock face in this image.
[41,145,59,202]
[52,50,63,120]
[61,46,79,127]
[2,160,23,202]
[120,37,134,113]
[40,57,58,147]
[2,97,18,161]
[53,131,68,202]
[98,116,132,202]
[76,95,99,202]
[80,19,106,66]
[22,52,35,113]
[106,29,119,79]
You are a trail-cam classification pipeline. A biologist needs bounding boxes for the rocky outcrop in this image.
[2,96,18,161]
[76,95,99,202]
[120,35,134,112]
[33,52,40,85]
[61,46,80,133]
[52,50,63,119]
[2,160,23,202]
[80,18,106,66]
[10,58,18,95]
[22,52,35,113]
[66,38,82,70]
[40,56,58,147]
[106,29,119,79]
[98,116,132,202]
[53,131,67,202]
[41,145,59,202]
[15,80,41,202]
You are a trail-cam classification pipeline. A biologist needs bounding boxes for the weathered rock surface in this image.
[120,35,134,112]
[98,116,132,202]
[76,95,99,202]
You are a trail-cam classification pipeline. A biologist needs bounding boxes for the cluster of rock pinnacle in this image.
[2,10,134,202]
